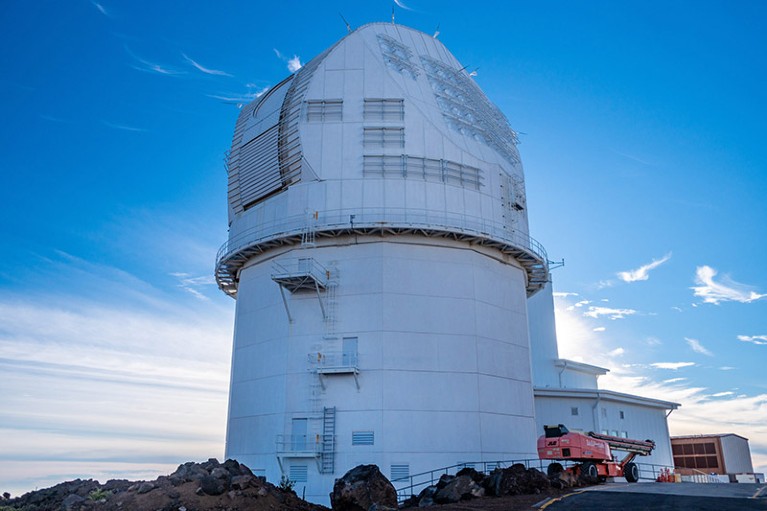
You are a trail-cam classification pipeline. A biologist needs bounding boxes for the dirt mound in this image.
[3,459,329,511]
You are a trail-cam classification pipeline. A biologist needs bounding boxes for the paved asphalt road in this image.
[543,483,767,510]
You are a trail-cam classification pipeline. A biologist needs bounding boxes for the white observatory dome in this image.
[216,23,550,504]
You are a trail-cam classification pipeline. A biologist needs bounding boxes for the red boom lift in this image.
[537,424,655,483]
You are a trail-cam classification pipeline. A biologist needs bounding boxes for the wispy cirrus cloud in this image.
[102,120,146,132]
[125,46,186,76]
[583,306,637,320]
[650,361,695,370]
[553,291,579,297]
[0,247,233,497]
[685,337,713,356]
[692,265,766,305]
[617,252,672,283]
[206,85,269,106]
[170,272,216,302]
[91,1,112,17]
[40,114,71,123]
[182,53,233,77]
[394,0,415,10]
[738,335,767,346]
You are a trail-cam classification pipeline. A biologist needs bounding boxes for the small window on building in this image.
[352,431,374,446]
[672,444,684,456]
[363,127,405,148]
[611,430,619,437]
[620,431,628,438]
[694,443,706,455]
[601,430,609,435]
[571,407,579,416]
[364,98,404,122]
[704,442,716,454]
[682,444,694,455]
[390,464,410,482]
[306,100,343,122]
[289,464,308,482]
[619,410,625,419]
[706,456,718,469]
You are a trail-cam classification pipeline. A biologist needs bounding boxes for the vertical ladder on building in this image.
[302,210,318,247]
[320,406,336,474]
[308,347,324,414]
[323,263,339,339]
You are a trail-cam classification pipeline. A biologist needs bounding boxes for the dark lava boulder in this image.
[330,464,398,511]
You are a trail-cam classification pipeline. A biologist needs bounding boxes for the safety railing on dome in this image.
[216,207,548,270]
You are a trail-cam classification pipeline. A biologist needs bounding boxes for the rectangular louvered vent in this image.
[289,464,308,482]
[306,100,343,122]
[364,99,404,122]
[238,125,281,209]
[390,464,410,482]
[363,155,482,190]
[352,431,374,446]
[363,127,404,148]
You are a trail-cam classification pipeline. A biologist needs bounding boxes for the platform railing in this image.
[271,257,329,287]
[275,434,324,456]
[217,207,548,268]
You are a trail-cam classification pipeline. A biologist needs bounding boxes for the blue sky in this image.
[1,0,766,495]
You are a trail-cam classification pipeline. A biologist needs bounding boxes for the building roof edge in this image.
[534,386,680,410]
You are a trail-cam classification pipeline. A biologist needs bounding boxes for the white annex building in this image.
[215,23,678,503]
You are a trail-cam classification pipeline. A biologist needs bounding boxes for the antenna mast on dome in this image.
[339,13,352,33]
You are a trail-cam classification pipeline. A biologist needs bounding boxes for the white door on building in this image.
[342,337,357,367]
[292,418,307,451]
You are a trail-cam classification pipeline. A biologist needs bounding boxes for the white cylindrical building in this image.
[216,23,549,503]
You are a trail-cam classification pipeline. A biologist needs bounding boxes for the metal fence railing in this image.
[217,207,548,270]
[393,460,691,501]
[275,434,324,456]
[392,458,575,501]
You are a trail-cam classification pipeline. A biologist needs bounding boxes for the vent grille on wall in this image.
[306,100,343,122]
[363,155,482,190]
[363,127,405,149]
[352,431,375,446]
[390,464,410,482]
[289,464,308,482]
[364,98,405,122]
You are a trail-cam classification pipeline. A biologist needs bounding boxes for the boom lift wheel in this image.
[580,462,598,484]
[624,462,639,483]
[547,462,564,478]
